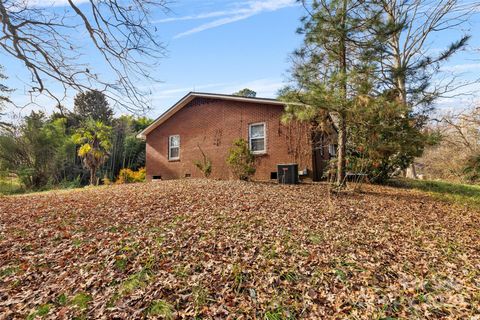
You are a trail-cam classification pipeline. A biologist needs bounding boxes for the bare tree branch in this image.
[378,0,479,113]
[0,0,169,113]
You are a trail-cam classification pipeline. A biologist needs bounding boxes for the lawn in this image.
[0,175,23,195]
[390,178,480,208]
[0,180,479,319]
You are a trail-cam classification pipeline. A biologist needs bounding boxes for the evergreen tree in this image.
[348,94,426,182]
[285,0,379,186]
[74,90,114,125]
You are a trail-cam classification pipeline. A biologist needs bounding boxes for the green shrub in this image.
[57,176,82,189]
[226,138,256,181]
[463,153,480,182]
[347,98,426,183]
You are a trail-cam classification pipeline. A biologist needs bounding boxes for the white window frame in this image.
[248,122,267,155]
[168,135,180,161]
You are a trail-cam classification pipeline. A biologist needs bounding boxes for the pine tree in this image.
[285,0,379,186]
[74,90,114,125]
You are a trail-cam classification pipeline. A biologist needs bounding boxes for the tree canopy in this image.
[375,0,473,114]
[282,0,473,184]
[74,90,114,125]
[0,112,69,188]
[233,88,257,98]
[285,0,380,185]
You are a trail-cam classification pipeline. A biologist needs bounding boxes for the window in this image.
[249,123,266,154]
[329,144,337,157]
[168,135,180,160]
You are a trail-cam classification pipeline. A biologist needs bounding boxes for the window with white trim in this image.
[249,123,266,154]
[168,135,180,160]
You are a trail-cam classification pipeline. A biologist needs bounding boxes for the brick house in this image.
[138,92,337,181]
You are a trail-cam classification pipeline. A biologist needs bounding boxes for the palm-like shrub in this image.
[73,120,112,185]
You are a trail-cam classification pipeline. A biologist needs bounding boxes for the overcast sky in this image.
[2,0,480,120]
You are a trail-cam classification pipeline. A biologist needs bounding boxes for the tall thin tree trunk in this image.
[337,112,347,185]
[399,77,418,178]
[90,167,96,185]
[385,4,419,179]
[336,0,348,186]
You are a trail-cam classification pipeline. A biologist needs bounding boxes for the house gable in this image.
[137,92,288,139]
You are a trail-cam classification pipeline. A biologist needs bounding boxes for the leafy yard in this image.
[0,180,479,319]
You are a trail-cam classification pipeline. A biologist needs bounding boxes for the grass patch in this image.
[231,264,249,293]
[390,178,480,207]
[0,175,24,195]
[0,265,19,279]
[114,256,128,271]
[120,270,152,295]
[70,292,92,310]
[192,285,209,310]
[173,264,190,278]
[26,304,52,319]
[280,270,298,283]
[56,293,68,306]
[147,300,175,319]
[72,239,83,248]
[308,233,324,245]
[264,306,295,320]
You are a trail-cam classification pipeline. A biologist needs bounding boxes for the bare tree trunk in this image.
[410,162,417,179]
[90,167,97,186]
[396,65,419,178]
[337,112,347,184]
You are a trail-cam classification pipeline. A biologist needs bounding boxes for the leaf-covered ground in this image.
[0,180,479,319]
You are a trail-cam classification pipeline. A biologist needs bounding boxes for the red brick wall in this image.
[145,97,316,181]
